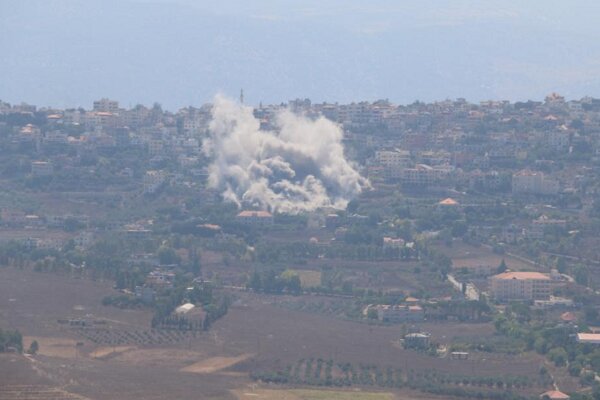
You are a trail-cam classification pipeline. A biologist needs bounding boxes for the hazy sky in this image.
[2,0,600,109]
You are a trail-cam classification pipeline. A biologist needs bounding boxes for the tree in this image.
[367,308,378,320]
[574,265,589,286]
[497,259,507,273]
[27,340,39,355]
[0,329,23,352]
[288,275,302,295]
[248,271,262,291]
[190,248,201,276]
[556,257,567,274]
[158,245,180,265]
[548,347,568,367]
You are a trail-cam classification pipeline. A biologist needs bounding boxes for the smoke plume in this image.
[203,96,369,213]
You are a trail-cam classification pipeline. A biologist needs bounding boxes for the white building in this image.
[143,170,167,194]
[512,170,559,196]
[31,161,54,177]
[93,98,119,113]
[376,304,424,323]
[489,271,552,301]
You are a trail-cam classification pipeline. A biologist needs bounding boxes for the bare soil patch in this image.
[89,345,135,359]
[24,336,78,359]
[181,353,253,374]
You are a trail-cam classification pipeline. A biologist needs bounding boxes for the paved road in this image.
[447,274,480,301]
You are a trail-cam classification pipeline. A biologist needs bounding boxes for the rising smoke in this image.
[203,96,370,214]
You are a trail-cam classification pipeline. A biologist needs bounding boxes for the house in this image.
[540,390,570,400]
[438,197,459,206]
[383,237,405,249]
[236,210,274,226]
[135,286,155,303]
[560,312,577,324]
[576,333,600,344]
[404,332,431,349]
[376,304,424,323]
[175,303,196,315]
[146,269,175,288]
[526,215,567,240]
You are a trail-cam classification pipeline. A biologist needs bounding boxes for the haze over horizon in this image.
[2,0,600,109]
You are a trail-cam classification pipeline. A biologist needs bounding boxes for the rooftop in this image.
[237,210,273,218]
[576,333,600,343]
[492,271,551,281]
[439,197,459,206]
[540,390,570,400]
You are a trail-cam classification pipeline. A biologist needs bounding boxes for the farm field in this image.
[433,241,536,272]
[0,266,571,399]
[232,388,396,400]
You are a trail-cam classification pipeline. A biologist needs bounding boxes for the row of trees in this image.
[0,328,23,352]
[252,358,533,400]
[247,269,302,295]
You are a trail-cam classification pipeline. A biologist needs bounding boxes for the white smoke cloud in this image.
[203,96,370,214]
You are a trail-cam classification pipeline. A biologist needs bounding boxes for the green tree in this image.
[575,265,589,286]
[158,245,180,265]
[367,308,378,320]
[497,258,507,273]
[248,271,262,291]
[556,257,567,274]
[548,347,568,367]
[27,340,39,355]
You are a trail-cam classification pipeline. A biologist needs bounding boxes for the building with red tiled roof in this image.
[540,390,570,400]
[438,197,458,206]
[560,312,577,323]
[576,333,600,344]
[489,271,552,301]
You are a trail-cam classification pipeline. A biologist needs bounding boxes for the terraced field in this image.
[0,385,89,400]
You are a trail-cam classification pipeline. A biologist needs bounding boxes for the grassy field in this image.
[293,270,322,288]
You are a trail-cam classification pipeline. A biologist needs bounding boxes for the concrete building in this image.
[576,333,600,344]
[383,237,405,249]
[375,149,411,180]
[512,170,559,196]
[143,170,167,194]
[400,164,453,188]
[93,98,119,113]
[404,332,431,349]
[527,215,567,240]
[31,161,54,177]
[489,271,552,301]
[235,210,274,226]
[376,304,424,323]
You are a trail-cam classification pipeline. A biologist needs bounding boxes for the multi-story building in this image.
[526,215,567,240]
[375,149,411,180]
[489,271,552,301]
[143,170,167,194]
[400,164,454,188]
[235,210,274,226]
[512,170,559,196]
[376,304,424,323]
[93,98,119,114]
[31,161,54,177]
